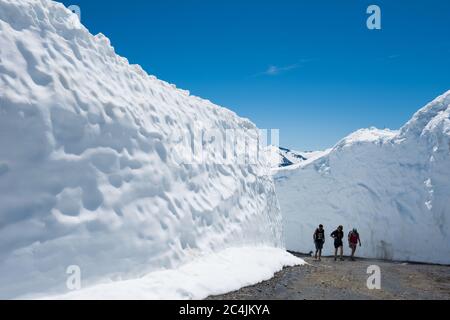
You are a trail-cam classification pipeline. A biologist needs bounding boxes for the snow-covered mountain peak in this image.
[330,91,450,153]
[265,145,331,170]
[266,145,306,168]
[400,90,450,139]
[334,127,399,150]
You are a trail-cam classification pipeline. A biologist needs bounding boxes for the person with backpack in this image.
[348,228,362,261]
[313,224,325,261]
[330,225,344,261]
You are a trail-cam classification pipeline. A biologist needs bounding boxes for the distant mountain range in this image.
[266,146,328,169]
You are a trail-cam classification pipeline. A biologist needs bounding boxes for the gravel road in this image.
[208,253,450,300]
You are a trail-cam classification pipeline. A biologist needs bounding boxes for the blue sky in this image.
[60,0,450,150]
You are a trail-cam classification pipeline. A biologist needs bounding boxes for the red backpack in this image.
[349,231,358,244]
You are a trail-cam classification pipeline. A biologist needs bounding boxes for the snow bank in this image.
[0,0,299,299]
[276,91,450,264]
[35,247,302,300]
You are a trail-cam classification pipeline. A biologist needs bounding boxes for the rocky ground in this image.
[208,253,450,300]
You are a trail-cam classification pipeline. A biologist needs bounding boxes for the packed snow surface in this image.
[36,247,302,300]
[0,0,301,299]
[276,92,450,264]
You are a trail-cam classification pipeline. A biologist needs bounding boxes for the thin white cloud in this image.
[253,58,317,77]
[262,63,299,76]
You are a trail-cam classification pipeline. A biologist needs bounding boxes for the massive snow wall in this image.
[275,91,450,265]
[0,0,289,298]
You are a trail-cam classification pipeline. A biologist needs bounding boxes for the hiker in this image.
[313,224,325,261]
[348,228,362,261]
[331,225,344,261]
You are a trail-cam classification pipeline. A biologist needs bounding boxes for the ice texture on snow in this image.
[276,91,450,264]
[0,0,298,299]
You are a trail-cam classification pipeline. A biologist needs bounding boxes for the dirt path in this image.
[208,253,450,300]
